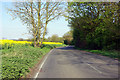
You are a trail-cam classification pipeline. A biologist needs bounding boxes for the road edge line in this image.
[34,49,53,79]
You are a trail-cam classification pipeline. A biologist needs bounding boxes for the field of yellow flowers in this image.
[0,39,63,49]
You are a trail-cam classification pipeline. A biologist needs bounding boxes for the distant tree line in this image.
[68,2,120,50]
[17,32,73,45]
[17,38,32,41]
[44,34,64,43]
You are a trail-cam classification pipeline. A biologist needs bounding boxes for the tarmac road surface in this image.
[35,46,119,78]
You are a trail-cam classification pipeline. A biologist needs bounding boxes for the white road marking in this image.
[87,63,102,74]
[34,49,53,79]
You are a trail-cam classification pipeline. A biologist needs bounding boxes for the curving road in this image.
[35,46,119,78]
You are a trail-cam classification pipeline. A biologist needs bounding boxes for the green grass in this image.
[75,47,120,60]
[1,44,66,79]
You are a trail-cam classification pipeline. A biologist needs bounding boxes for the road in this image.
[35,46,119,78]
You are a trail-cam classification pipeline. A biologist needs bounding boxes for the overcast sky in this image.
[0,2,70,39]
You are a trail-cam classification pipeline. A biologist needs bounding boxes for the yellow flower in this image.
[0,39,63,48]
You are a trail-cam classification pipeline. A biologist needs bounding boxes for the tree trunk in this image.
[37,1,41,47]
[34,34,37,47]
[40,2,49,47]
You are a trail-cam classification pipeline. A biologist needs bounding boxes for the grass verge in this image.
[1,44,66,79]
[75,47,120,60]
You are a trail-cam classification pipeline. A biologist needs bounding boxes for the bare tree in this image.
[8,0,67,47]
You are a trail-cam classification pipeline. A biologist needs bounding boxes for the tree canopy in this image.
[68,2,120,50]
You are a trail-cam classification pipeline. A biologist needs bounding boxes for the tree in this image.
[63,30,73,45]
[47,34,64,42]
[50,34,59,42]
[8,1,66,47]
[18,38,24,41]
[68,2,120,50]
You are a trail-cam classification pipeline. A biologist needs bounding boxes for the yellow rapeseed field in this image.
[0,39,63,49]
[0,40,32,45]
[0,39,62,45]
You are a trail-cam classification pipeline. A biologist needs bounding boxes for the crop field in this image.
[0,40,63,49]
[0,40,66,79]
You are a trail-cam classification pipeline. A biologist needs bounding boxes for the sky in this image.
[0,2,70,40]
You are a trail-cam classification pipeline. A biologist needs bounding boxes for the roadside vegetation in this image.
[86,50,119,60]
[75,47,120,60]
[0,40,66,79]
[67,2,120,59]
